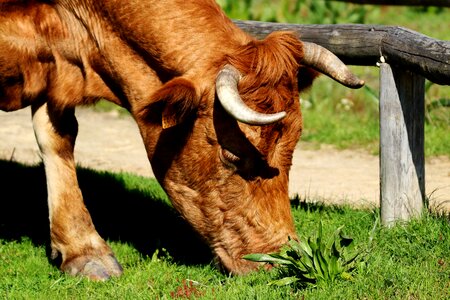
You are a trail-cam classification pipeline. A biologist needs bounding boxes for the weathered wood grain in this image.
[235,21,450,85]
[379,63,425,226]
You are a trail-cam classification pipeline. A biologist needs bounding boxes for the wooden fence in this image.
[235,20,450,226]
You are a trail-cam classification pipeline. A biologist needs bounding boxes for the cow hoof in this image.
[61,254,123,281]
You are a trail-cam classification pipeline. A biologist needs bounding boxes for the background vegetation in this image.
[217,0,450,157]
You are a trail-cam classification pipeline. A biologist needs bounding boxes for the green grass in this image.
[300,73,450,156]
[1,162,449,299]
[299,70,381,154]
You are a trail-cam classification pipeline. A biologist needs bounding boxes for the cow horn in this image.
[302,42,364,89]
[215,64,286,125]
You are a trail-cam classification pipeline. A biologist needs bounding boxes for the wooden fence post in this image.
[379,63,426,226]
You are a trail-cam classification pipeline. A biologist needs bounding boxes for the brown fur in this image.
[1,0,319,277]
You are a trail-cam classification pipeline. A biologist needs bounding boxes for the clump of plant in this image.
[244,222,363,288]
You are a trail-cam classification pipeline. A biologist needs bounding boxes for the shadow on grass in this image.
[290,194,357,214]
[0,160,212,266]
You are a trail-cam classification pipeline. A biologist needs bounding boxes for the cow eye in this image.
[219,148,241,168]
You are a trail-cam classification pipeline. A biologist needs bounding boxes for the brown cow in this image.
[0,0,363,280]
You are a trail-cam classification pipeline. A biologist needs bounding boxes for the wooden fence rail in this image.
[235,22,450,85]
[235,20,450,226]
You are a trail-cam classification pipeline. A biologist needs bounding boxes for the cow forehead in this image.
[209,80,300,149]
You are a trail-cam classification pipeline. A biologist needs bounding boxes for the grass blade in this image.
[243,253,292,265]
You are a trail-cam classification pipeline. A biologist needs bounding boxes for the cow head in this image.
[135,32,363,274]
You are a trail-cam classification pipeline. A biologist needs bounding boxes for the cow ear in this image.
[151,77,200,129]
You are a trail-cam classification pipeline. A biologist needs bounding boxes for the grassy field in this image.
[0,162,449,299]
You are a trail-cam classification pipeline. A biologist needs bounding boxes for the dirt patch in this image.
[1,107,449,211]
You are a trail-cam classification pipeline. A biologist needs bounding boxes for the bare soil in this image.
[1,107,449,211]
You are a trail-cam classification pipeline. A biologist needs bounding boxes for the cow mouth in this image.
[212,232,296,275]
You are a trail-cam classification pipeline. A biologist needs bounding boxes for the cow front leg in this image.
[32,103,123,280]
